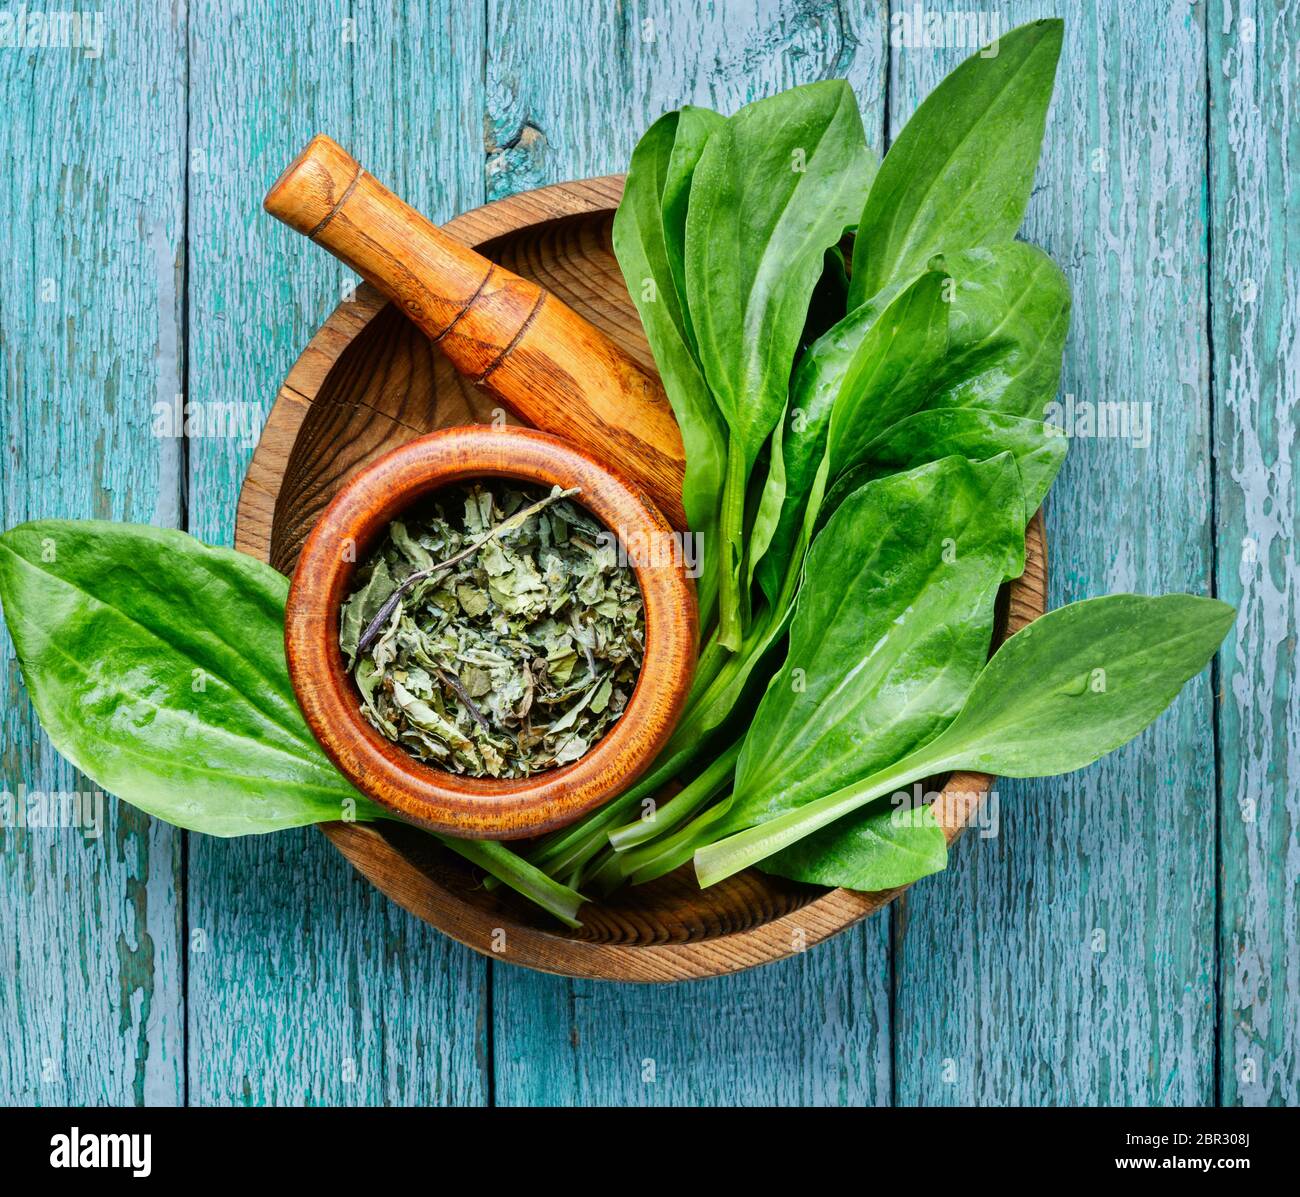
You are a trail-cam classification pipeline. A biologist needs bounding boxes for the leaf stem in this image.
[683,630,730,719]
[692,741,954,889]
[624,798,736,886]
[437,835,587,928]
[608,736,741,851]
[715,439,748,652]
[582,845,629,895]
[525,737,707,877]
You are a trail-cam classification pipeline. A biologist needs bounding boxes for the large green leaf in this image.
[613,110,727,624]
[820,408,1067,530]
[759,415,1065,889]
[624,454,1025,888]
[526,37,1077,892]
[0,520,590,924]
[751,268,950,607]
[848,18,1063,307]
[731,454,1025,832]
[760,801,948,891]
[686,79,874,466]
[660,104,726,353]
[751,238,1068,608]
[822,270,951,476]
[685,80,872,647]
[903,593,1236,777]
[0,520,382,835]
[695,594,1234,887]
[925,243,1070,419]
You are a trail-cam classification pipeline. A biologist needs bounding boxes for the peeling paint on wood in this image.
[0,1,186,1105]
[1209,0,1300,1108]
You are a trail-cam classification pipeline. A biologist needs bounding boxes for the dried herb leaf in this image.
[340,481,645,778]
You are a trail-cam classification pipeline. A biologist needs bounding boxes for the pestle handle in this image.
[264,135,687,529]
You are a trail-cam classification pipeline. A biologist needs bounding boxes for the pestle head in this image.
[264,134,362,239]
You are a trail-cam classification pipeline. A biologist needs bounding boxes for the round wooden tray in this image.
[235,175,1047,982]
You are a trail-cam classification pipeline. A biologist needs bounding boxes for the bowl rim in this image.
[284,423,698,840]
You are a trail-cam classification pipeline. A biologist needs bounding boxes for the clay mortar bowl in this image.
[284,425,697,840]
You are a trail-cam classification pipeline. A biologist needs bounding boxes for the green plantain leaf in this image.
[819,408,1068,530]
[686,79,874,468]
[752,268,950,607]
[728,454,1025,837]
[0,520,591,925]
[660,104,726,353]
[685,80,873,646]
[925,243,1071,419]
[903,593,1237,777]
[848,17,1063,307]
[822,270,952,477]
[0,520,383,835]
[696,594,1234,888]
[760,801,948,892]
[613,110,727,625]
[751,238,1068,608]
[636,454,1025,888]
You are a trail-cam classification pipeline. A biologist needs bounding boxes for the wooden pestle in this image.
[264,135,687,529]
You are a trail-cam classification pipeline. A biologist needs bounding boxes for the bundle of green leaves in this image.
[0,20,1233,929]
[512,17,1231,901]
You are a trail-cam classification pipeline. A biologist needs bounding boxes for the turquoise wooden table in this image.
[1,0,1295,1106]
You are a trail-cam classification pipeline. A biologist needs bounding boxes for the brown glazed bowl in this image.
[285,425,697,840]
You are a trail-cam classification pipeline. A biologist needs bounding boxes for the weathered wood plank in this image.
[0,6,186,1103]
[1209,0,1300,1107]
[486,0,893,1106]
[6,0,1275,1109]
[892,0,1218,1105]
[183,0,489,1105]
[494,943,892,1105]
